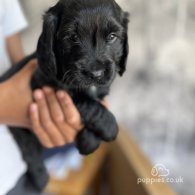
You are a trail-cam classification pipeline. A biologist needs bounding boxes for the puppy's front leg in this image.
[74,98,118,155]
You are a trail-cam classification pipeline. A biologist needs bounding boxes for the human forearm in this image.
[0,60,37,127]
[0,83,11,125]
[6,33,25,64]
[0,74,32,127]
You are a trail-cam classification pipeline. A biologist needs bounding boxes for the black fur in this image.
[0,0,129,190]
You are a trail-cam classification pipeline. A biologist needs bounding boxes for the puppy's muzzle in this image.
[82,69,105,80]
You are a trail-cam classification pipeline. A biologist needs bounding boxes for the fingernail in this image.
[57,91,65,99]
[57,91,72,104]
[34,90,43,100]
[30,103,38,112]
[43,87,53,94]
[63,93,72,104]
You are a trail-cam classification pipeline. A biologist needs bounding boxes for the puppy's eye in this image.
[69,34,79,43]
[107,33,117,43]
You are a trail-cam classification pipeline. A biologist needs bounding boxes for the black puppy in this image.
[0,0,129,190]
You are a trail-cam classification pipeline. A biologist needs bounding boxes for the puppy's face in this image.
[37,0,129,89]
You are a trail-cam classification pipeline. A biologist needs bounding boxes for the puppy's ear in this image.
[118,12,129,76]
[37,4,61,77]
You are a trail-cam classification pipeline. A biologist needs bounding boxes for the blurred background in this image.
[19,0,195,195]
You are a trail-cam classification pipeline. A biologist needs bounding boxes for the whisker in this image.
[62,70,71,82]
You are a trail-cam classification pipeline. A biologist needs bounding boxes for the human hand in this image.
[29,88,109,148]
[30,87,83,148]
[0,60,83,148]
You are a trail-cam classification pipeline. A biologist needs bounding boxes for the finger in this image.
[101,100,109,108]
[33,90,66,146]
[43,87,76,142]
[56,91,83,130]
[59,123,77,144]
[43,87,64,123]
[30,103,54,148]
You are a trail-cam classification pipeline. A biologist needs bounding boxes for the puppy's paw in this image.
[76,128,101,155]
[90,113,119,142]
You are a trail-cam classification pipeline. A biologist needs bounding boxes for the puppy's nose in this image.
[91,70,104,78]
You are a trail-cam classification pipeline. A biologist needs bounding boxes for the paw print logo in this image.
[151,164,170,177]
